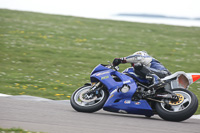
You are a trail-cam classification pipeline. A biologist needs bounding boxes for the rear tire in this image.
[70,85,109,113]
[155,88,198,122]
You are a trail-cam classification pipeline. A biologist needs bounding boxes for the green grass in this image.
[0,127,43,133]
[0,9,200,113]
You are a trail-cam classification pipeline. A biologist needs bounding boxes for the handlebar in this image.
[103,61,119,71]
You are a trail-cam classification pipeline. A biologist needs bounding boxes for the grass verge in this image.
[0,127,43,133]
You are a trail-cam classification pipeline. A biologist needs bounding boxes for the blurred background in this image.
[0,0,200,27]
[0,0,200,130]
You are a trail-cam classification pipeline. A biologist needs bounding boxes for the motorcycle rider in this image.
[112,51,171,88]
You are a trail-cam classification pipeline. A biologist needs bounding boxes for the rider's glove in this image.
[113,58,122,66]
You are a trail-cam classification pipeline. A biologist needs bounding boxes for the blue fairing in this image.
[91,64,110,75]
[90,64,153,116]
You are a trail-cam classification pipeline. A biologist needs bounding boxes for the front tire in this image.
[155,88,198,122]
[70,85,109,113]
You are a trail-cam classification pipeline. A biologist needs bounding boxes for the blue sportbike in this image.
[70,63,199,121]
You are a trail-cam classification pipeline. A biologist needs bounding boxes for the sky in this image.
[0,0,200,26]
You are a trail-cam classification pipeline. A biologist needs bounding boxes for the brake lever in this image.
[107,61,112,66]
[114,66,119,71]
[107,61,119,71]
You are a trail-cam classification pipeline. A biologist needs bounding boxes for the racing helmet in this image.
[132,51,152,66]
[132,51,149,56]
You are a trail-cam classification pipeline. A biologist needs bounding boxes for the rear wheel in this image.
[70,85,109,112]
[155,88,198,122]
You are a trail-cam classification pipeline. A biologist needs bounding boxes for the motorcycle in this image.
[70,62,200,121]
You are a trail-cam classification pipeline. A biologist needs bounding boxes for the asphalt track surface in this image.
[0,96,200,133]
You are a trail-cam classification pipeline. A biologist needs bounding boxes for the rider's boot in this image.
[146,73,165,89]
[134,63,166,89]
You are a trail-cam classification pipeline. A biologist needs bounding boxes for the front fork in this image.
[85,82,102,97]
[91,82,101,90]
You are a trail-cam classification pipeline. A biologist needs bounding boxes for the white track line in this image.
[0,93,11,97]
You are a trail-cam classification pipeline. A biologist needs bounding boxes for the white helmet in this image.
[133,51,149,56]
[132,51,152,66]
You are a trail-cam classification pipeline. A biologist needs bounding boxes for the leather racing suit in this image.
[113,51,171,85]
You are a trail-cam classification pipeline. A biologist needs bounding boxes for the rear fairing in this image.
[186,73,200,84]
[162,71,200,89]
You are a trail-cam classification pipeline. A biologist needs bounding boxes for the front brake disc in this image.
[79,89,97,102]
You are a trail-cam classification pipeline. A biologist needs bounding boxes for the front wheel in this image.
[155,88,198,122]
[70,85,109,113]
